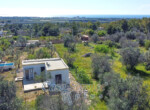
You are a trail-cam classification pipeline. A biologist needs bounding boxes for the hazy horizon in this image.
[0,15,150,19]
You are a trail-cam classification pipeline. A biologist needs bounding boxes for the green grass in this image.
[112,60,127,79]
[22,100,36,110]
[55,43,95,78]
[39,36,61,41]
[135,64,150,95]
[136,64,150,75]
[55,43,150,110]
[0,70,16,81]
[55,43,108,110]
[89,97,107,110]
[139,47,147,53]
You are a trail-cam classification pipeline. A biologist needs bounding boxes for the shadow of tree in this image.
[127,68,150,79]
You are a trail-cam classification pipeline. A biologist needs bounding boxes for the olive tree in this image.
[0,50,4,61]
[144,49,150,70]
[64,52,75,68]
[63,34,74,47]
[100,73,150,110]
[0,76,22,110]
[91,54,111,80]
[119,37,138,48]
[63,34,76,52]
[92,34,99,43]
[16,36,27,47]
[36,92,88,110]
[46,42,55,58]
[120,47,141,70]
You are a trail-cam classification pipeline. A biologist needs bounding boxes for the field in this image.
[55,43,108,110]
[55,43,150,110]
[55,43,94,77]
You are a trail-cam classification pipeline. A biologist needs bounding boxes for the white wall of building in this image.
[46,69,70,84]
[23,64,45,79]
[23,64,70,85]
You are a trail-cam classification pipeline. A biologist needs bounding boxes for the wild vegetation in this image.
[1,17,150,110]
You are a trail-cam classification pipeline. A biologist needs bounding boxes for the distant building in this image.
[81,35,89,41]
[22,58,70,85]
[26,40,39,46]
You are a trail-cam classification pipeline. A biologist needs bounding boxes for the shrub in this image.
[28,48,51,59]
[139,37,145,46]
[84,42,89,46]
[109,32,125,43]
[28,54,36,59]
[0,38,11,51]
[13,36,19,40]
[68,43,76,52]
[27,44,35,49]
[103,40,117,48]
[125,31,136,40]
[145,40,150,50]
[107,24,121,35]
[98,30,107,37]
[64,52,75,68]
[35,48,51,59]
[94,44,109,54]
[85,29,94,36]
[119,37,138,48]
[76,69,92,84]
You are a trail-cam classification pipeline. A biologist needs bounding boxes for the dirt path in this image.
[69,73,83,92]
[16,52,28,77]
[20,52,28,64]
[55,52,60,58]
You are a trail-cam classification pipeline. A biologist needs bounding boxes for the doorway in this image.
[55,74,62,84]
[41,67,45,72]
[25,69,29,80]
[25,68,33,80]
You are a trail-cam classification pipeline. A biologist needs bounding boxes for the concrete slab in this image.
[15,77,23,82]
[24,82,48,92]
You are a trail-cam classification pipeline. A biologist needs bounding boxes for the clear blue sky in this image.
[0,0,150,17]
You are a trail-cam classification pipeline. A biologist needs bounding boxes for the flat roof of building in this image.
[27,40,39,42]
[82,35,89,38]
[27,40,39,44]
[22,58,69,71]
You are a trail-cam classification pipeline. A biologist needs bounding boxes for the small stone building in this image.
[81,35,89,41]
[22,58,70,84]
